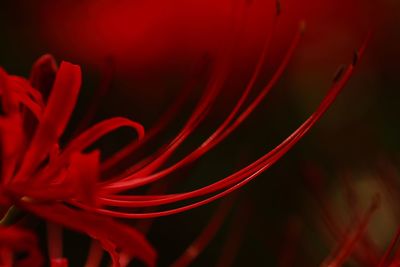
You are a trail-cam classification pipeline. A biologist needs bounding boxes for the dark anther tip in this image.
[352,50,359,66]
[333,65,346,83]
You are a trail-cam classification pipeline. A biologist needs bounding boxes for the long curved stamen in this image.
[73,39,366,219]
[100,0,262,186]
[112,0,254,180]
[101,58,206,174]
[101,19,301,194]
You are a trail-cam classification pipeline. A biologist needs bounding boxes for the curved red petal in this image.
[16,61,81,180]
[20,202,156,267]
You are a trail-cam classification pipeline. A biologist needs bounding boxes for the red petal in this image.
[0,114,25,185]
[0,226,43,267]
[0,68,19,114]
[16,61,81,180]
[29,54,58,101]
[50,258,68,267]
[34,117,144,184]
[20,202,156,267]
[68,151,100,205]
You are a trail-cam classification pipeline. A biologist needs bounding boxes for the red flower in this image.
[0,18,367,267]
[0,55,154,267]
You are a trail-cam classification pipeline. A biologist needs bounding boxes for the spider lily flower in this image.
[0,56,154,267]
[0,16,367,267]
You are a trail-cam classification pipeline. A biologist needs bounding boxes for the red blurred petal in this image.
[16,62,81,180]
[68,150,100,205]
[20,202,156,267]
[0,226,43,267]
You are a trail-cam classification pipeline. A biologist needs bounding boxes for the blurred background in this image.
[1,0,400,266]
